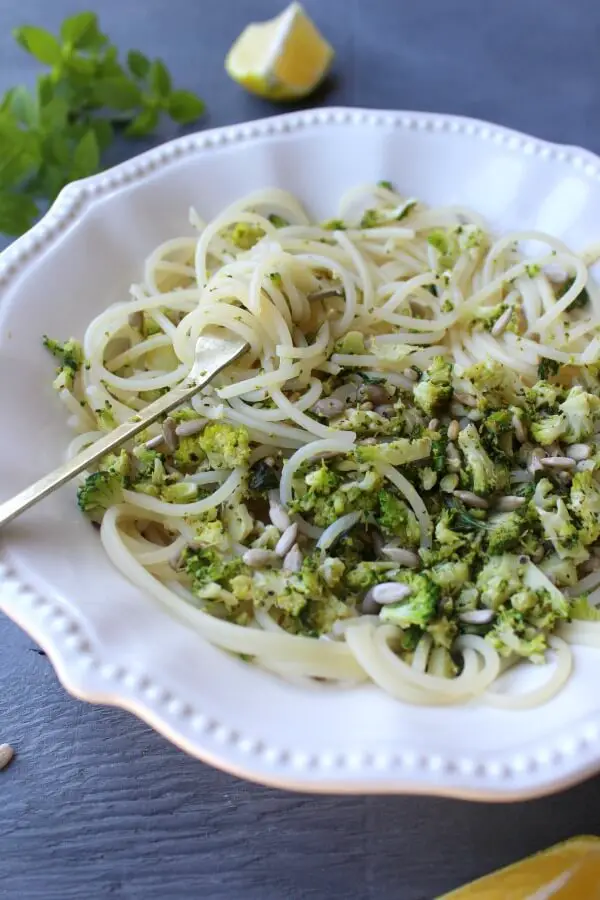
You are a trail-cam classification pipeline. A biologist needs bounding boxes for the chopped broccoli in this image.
[132,446,164,480]
[291,461,377,528]
[427,646,458,678]
[457,423,503,495]
[360,208,384,228]
[268,214,288,228]
[413,357,453,416]
[77,471,123,522]
[322,218,346,230]
[536,496,587,561]
[539,554,579,587]
[526,381,564,411]
[334,331,366,354]
[559,386,600,443]
[305,462,340,494]
[476,554,526,610]
[43,336,84,390]
[570,470,600,545]
[101,449,131,480]
[187,517,230,552]
[431,433,448,474]
[173,436,206,472]
[570,596,600,621]
[197,423,250,469]
[95,401,117,432]
[355,436,431,467]
[229,222,264,249]
[461,360,522,408]
[161,482,198,503]
[485,510,527,555]
[429,559,470,593]
[345,562,398,593]
[427,615,458,649]
[223,501,254,543]
[377,491,420,546]
[486,608,547,663]
[537,357,561,381]
[427,228,459,268]
[379,572,440,628]
[184,548,244,596]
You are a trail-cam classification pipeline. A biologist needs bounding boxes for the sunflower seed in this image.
[495,495,526,511]
[283,543,303,572]
[403,367,419,382]
[381,547,420,567]
[361,593,381,614]
[577,459,596,472]
[161,417,178,452]
[540,456,576,469]
[364,384,390,405]
[453,490,489,509]
[454,391,478,408]
[312,397,346,418]
[446,442,462,472]
[370,582,413,605]
[145,434,164,451]
[375,404,395,418]
[529,447,546,473]
[175,418,206,438]
[567,443,591,461]
[242,549,280,568]
[0,743,14,771]
[447,419,460,441]
[512,414,527,443]
[428,418,439,431]
[360,401,374,411]
[268,492,291,532]
[491,306,514,337]
[275,523,298,558]
[459,609,495,625]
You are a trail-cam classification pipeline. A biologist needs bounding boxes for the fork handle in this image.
[0,356,235,529]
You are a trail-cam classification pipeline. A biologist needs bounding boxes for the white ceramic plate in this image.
[3,107,600,800]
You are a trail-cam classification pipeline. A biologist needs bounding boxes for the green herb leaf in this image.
[0,120,41,189]
[8,85,38,127]
[125,106,159,137]
[0,193,39,235]
[167,89,205,124]
[93,77,142,110]
[149,59,171,97]
[60,12,100,49]
[127,50,150,80]
[89,118,114,152]
[72,130,100,178]
[13,26,61,65]
[39,95,69,132]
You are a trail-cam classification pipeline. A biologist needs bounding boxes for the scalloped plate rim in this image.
[2,106,600,800]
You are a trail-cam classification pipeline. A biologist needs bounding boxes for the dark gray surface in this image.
[3,1,600,897]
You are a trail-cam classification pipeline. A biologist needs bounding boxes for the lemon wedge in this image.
[225,2,334,101]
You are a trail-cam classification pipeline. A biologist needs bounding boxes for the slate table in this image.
[2,1,600,897]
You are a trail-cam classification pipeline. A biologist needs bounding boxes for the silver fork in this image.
[0,331,249,529]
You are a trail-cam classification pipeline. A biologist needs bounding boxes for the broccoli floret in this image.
[319,556,346,588]
[570,470,600,545]
[433,509,469,555]
[427,228,459,268]
[132,446,164,480]
[355,436,431,467]
[223,501,254,543]
[559,386,600,443]
[461,360,522,409]
[268,214,288,228]
[539,554,579,587]
[379,573,440,628]
[485,510,527,555]
[476,553,526,610]
[429,559,470,593]
[161,482,198,503]
[95,401,117,432]
[457,423,503,495]
[482,409,513,442]
[305,462,340,494]
[197,423,250,469]
[187,517,230,552]
[334,331,366,354]
[172,436,205,472]
[322,218,346,230]
[345,562,398,593]
[536,496,587,561]
[101,449,131,480]
[184,547,244,597]
[427,646,458,678]
[360,208,384,228]
[43,335,84,390]
[526,380,564,411]
[431,433,448,474]
[229,222,264,249]
[413,357,453,416]
[427,615,458,649]
[377,491,420,546]
[570,596,600,621]
[486,608,547,663]
[77,471,123,522]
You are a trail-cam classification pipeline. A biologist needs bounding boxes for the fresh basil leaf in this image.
[60,12,100,48]
[167,90,205,124]
[149,59,171,97]
[125,107,159,137]
[89,118,114,152]
[9,86,38,127]
[36,74,54,107]
[93,77,142,110]
[13,26,62,65]
[0,122,41,189]
[127,50,150,80]
[0,193,39,235]
[67,54,97,76]
[39,95,69,132]
[72,129,100,178]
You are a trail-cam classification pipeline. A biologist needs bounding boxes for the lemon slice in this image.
[225,2,334,101]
